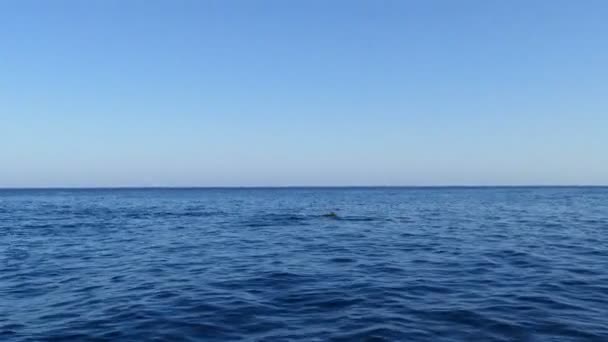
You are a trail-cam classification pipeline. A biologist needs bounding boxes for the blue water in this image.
[1,187,607,341]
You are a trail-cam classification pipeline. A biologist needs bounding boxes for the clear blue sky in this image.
[1,0,607,187]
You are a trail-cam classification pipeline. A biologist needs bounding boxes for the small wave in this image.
[241,213,310,227]
[319,213,388,222]
[4,248,30,261]
[338,216,382,222]
[330,257,356,263]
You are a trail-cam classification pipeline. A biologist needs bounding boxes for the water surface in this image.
[1,187,607,341]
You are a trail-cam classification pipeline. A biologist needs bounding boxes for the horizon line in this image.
[1,185,608,190]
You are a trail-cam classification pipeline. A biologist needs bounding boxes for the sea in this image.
[1,187,607,341]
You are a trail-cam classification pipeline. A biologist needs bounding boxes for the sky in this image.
[1,0,607,187]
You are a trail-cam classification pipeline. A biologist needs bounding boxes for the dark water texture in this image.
[1,187,607,341]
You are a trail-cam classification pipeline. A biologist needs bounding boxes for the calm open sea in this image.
[1,187,607,341]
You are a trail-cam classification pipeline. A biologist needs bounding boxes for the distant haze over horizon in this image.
[2,1,607,187]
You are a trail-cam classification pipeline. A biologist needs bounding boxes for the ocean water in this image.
[1,187,607,341]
